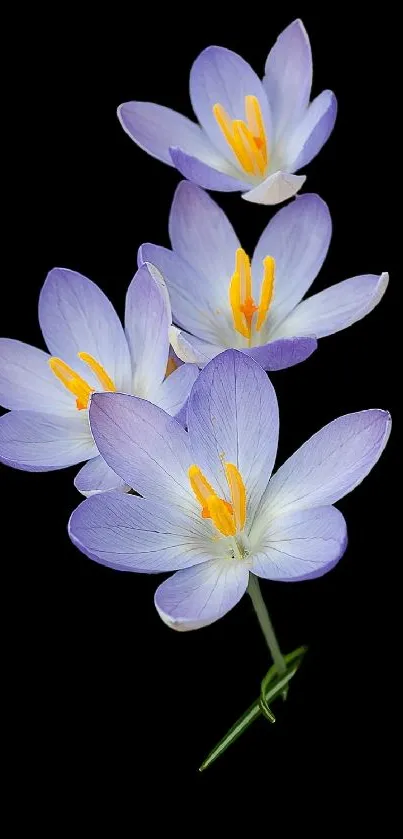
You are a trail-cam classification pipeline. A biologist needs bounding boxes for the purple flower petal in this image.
[244,337,317,370]
[117,101,223,167]
[189,45,272,164]
[0,410,96,471]
[257,410,391,521]
[271,273,389,340]
[169,147,248,191]
[138,244,218,341]
[153,363,199,419]
[0,338,74,414]
[263,19,312,142]
[69,493,212,572]
[154,559,249,631]
[124,263,170,398]
[169,181,240,310]
[251,193,331,328]
[242,171,306,205]
[169,328,316,371]
[88,392,196,509]
[251,506,347,581]
[74,454,130,496]
[169,327,223,367]
[39,268,131,391]
[187,350,279,520]
[285,90,337,171]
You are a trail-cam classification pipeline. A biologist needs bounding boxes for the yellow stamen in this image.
[229,249,276,339]
[245,95,268,167]
[225,463,246,532]
[49,352,117,411]
[188,465,217,519]
[78,352,117,393]
[236,249,258,334]
[229,271,249,339]
[229,248,258,339]
[213,103,236,151]
[48,357,94,410]
[232,121,257,175]
[213,95,268,176]
[188,462,247,538]
[256,256,276,332]
[207,494,236,537]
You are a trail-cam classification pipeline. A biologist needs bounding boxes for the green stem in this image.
[247,574,286,674]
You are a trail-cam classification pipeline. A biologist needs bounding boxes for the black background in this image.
[2,5,398,814]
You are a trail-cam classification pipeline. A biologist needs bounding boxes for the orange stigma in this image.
[49,352,116,410]
[229,249,275,341]
[213,95,268,176]
[188,463,246,537]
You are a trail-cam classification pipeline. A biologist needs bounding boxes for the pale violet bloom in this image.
[118,20,337,205]
[140,182,388,369]
[0,263,198,494]
[69,350,391,631]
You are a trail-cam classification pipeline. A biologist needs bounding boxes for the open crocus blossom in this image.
[118,20,337,205]
[139,182,388,370]
[0,263,198,494]
[69,350,391,630]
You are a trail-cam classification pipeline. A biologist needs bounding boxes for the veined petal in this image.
[169,329,317,371]
[169,147,249,191]
[169,327,224,367]
[154,559,249,631]
[138,244,220,342]
[88,392,198,512]
[69,493,212,572]
[0,338,74,414]
[251,506,347,581]
[74,454,130,496]
[263,19,312,142]
[39,268,131,391]
[117,101,227,167]
[153,363,199,418]
[0,410,96,471]
[251,194,331,329]
[190,45,272,165]
[124,263,170,398]
[242,171,306,205]
[256,410,391,521]
[285,90,337,171]
[244,337,317,369]
[169,181,240,311]
[271,273,389,339]
[187,350,279,521]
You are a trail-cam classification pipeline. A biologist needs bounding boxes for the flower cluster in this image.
[0,18,391,762]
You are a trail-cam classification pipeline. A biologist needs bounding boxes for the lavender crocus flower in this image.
[0,263,198,494]
[69,350,390,630]
[118,20,337,206]
[140,182,388,370]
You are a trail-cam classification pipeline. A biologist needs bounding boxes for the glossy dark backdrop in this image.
[2,6,397,806]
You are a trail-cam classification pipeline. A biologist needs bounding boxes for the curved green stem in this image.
[247,574,286,674]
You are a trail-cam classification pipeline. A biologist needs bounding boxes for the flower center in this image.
[188,462,246,537]
[49,352,116,410]
[213,95,269,176]
[229,248,275,341]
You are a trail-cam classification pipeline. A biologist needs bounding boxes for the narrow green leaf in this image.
[199,645,308,772]
[261,646,308,697]
[199,699,262,772]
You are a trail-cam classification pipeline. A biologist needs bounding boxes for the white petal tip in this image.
[242,172,306,205]
[169,326,198,364]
